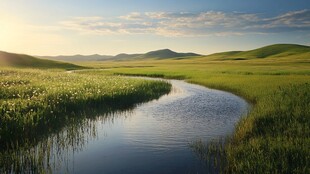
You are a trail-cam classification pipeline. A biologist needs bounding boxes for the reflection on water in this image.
[0,110,135,173]
[0,79,248,174]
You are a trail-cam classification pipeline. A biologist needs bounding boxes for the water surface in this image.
[46,79,248,174]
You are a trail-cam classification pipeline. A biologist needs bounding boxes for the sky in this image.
[0,0,309,56]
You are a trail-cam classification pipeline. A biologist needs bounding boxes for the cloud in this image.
[61,17,123,34]
[119,12,144,21]
[60,9,310,37]
[244,9,310,32]
[266,9,310,28]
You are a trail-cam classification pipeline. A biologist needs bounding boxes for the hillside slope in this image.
[207,44,310,60]
[0,51,83,69]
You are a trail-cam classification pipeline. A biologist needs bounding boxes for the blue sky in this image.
[0,0,309,55]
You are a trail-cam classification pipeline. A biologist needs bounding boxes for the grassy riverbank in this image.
[86,54,310,173]
[0,68,171,149]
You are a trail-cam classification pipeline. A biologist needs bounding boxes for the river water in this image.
[47,79,248,174]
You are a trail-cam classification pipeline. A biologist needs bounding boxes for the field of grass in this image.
[1,44,309,173]
[84,51,310,173]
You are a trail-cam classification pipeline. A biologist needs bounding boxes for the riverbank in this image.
[0,68,171,148]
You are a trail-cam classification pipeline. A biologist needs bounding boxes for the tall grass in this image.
[224,83,310,173]
[0,68,171,149]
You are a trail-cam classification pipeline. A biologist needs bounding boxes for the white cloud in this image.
[59,9,310,37]
[119,12,144,21]
[263,9,310,28]
[61,17,123,34]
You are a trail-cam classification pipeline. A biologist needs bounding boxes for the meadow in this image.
[81,53,310,173]
[0,44,309,173]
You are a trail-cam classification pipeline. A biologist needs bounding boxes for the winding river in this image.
[39,79,248,173]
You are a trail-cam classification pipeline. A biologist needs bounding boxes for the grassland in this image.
[0,44,309,173]
[81,44,310,173]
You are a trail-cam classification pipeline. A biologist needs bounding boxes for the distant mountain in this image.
[143,49,200,59]
[112,53,142,61]
[40,49,201,61]
[40,54,113,62]
[0,51,83,69]
[111,49,201,61]
[208,44,310,60]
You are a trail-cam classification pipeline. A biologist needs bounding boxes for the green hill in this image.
[0,51,83,69]
[207,44,310,60]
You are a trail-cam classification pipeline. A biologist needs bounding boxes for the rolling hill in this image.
[207,44,310,60]
[0,51,83,69]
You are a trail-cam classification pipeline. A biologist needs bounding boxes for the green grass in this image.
[88,49,310,173]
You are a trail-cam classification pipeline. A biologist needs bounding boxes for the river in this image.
[3,78,248,173]
[42,78,248,173]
